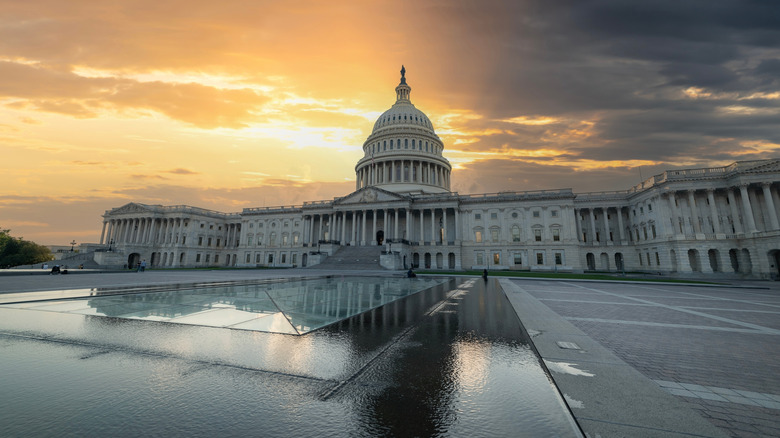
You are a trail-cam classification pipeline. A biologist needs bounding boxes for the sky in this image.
[2,0,779,245]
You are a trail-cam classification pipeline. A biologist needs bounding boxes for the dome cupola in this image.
[355,66,452,194]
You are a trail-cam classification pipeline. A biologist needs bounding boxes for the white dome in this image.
[371,102,436,136]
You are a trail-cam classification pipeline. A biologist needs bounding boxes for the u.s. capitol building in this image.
[95,68,780,279]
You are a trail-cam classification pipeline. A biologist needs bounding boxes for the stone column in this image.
[454,208,460,243]
[318,215,324,242]
[419,209,425,244]
[739,184,758,233]
[687,190,702,234]
[442,209,448,244]
[588,209,597,243]
[100,221,107,244]
[726,190,741,234]
[574,209,583,242]
[341,212,348,245]
[361,210,367,246]
[394,209,399,241]
[430,208,436,245]
[603,207,611,243]
[668,192,681,237]
[617,208,625,242]
[405,208,411,241]
[762,183,779,230]
[372,210,377,245]
[707,190,722,234]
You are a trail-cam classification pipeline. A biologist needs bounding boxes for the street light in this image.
[70,240,77,252]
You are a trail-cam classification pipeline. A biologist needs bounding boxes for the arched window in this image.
[383,140,387,151]
[390,139,393,149]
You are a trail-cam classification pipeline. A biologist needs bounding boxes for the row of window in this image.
[474,250,565,266]
[377,113,431,128]
[247,221,299,229]
[246,232,300,246]
[245,252,298,265]
[474,210,559,220]
[366,138,441,156]
[474,226,561,243]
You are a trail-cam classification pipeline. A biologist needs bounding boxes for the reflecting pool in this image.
[0,276,582,437]
[1,276,448,335]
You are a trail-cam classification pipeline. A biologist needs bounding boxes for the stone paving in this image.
[514,279,780,438]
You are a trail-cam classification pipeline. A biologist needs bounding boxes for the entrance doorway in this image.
[128,253,140,270]
[376,230,384,245]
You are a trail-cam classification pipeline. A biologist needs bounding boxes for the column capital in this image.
[761,181,773,188]
[738,182,750,189]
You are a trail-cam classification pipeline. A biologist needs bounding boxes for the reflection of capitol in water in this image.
[86,277,449,334]
[95,67,780,279]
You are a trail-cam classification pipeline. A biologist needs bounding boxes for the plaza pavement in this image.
[503,278,780,438]
[2,269,778,437]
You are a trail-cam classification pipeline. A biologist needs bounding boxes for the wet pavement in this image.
[0,273,581,437]
[503,279,780,438]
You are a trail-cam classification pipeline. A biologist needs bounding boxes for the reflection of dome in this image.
[355,66,452,194]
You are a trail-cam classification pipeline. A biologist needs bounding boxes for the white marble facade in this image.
[98,68,780,279]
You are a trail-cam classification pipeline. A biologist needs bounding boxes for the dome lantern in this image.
[395,65,411,102]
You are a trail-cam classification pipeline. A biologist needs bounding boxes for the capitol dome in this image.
[355,66,452,194]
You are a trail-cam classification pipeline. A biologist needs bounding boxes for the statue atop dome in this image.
[395,65,411,102]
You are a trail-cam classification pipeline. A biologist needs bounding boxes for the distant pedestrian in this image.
[482,269,488,280]
[140,260,147,272]
[136,261,141,272]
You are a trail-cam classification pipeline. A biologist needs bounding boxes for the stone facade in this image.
[98,69,780,279]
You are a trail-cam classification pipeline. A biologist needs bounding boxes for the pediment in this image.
[335,187,407,206]
[109,202,155,215]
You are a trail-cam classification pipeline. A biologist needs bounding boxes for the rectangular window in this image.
[555,253,562,265]
[536,253,544,265]
[647,253,651,265]
[205,254,210,263]
[513,253,522,265]
[493,252,500,265]
[533,211,540,218]
[216,239,221,247]
[247,237,253,245]
[215,255,219,263]
[282,234,289,245]
[491,229,499,242]
[196,254,201,262]
[292,254,297,265]
[655,252,660,265]
[551,210,558,217]
[475,230,482,243]
[268,254,274,263]
[475,213,481,220]
[552,229,560,241]
[293,234,299,244]
[245,254,250,263]
[490,212,498,220]
[638,253,643,266]
[207,237,212,246]
[534,229,542,241]
[256,254,262,263]
[281,254,287,263]
[476,252,484,265]
[182,236,186,245]
[198,237,203,246]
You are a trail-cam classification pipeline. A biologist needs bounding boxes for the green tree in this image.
[0,229,54,268]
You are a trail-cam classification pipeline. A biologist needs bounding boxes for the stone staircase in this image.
[308,245,383,270]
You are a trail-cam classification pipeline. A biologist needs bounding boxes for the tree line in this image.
[0,229,53,268]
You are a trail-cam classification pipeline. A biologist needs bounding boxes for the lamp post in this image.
[70,240,77,252]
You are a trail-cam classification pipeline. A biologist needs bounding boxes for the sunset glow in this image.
[2,1,779,244]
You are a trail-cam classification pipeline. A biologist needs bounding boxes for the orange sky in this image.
[2,1,778,244]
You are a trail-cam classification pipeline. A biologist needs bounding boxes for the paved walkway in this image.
[503,279,780,438]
